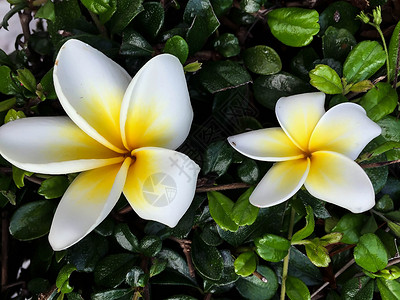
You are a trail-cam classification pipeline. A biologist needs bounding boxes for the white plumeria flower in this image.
[228,92,381,213]
[0,39,200,250]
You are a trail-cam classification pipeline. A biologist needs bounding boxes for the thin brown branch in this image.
[18,9,32,44]
[361,159,400,168]
[196,182,251,193]
[253,270,268,282]
[169,237,196,278]
[387,256,400,267]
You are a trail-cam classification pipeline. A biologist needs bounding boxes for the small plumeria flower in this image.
[228,92,381,213]
[0,39,200,250]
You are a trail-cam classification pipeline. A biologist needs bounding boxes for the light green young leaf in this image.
[255,234,290,262]
[231,187,259,226]
[309,64,343,94]
[16,68,37,93]
[286,276,311,300]
[56,264,77,290]
[164,36,189,64]
[377,278,400,300]
[234,251,257,277]
[208,191,238,232]
[353,233,388,273]
[291,206,315,243]
[304,239,331,267]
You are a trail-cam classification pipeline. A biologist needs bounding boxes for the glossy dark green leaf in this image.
[297,190,330,219]
[388,21,400,81]
[149,258,167,277]
[27,278,50,296]
[91,289,134,300]
[203,140,233,177]
[234,251,257,277]
[35,1,55,22]
[378,116,400,161]
[309,64,342,94]
[322,27,356,62]
[38,176,69,199]
[267,8,320,47]
[292,206,315,243]
[120,28,153,57]
[0,98,16,112]
[255,234,290,262]
[114,223,140,252]
[291,47,319,81]
[134,2,164,39]
[164,296,198,300]
[0,66,19,95]
[213,33,240,58]
[139,235,162,257]
[164,36,189,64]
[236,265,278,300]
[157,248,193,280]
[359,82,398,122]
[210,0,232,17]
[109,0,144,33]
[198,61,252,93]
[362,140,389,193]
[331,213,367,244]
[243,45,282,75]
[200,223,223,246]
[94,253,137,287]
[377,278,400,300]
[353,233,388,272]
[125,266,149,287]
[208,191,238,232]
[9,200,56,241]
[319,1,360,35]
[342,276,374,300]
[151,269,198,288]
[39,68,57,100]
[183,0,220,53]
[192,232,223,280]
[286,276,310,300]
[343,40,386,83]
[231,187,259,226]
[240,0,262,13]
[56,264,76,289]
[237,158,259,184]
[253,72,312,110]
[375,195,394,212]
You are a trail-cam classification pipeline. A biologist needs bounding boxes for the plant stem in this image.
[371,23,391,83]
[280,206,296,300]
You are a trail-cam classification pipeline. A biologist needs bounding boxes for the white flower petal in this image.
[309,103,382,160]
[250,158,310,207]
[304,151,375,213]
[0,117,123,174]
[123,147,200,227]
[48,158,131,250]
[53,39,131,153]
[276,92,325,151]
[228,128,304,161]
[120,54,193,150]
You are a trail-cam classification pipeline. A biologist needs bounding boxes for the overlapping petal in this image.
[53,39,131,153]
[304,151,375,213]
[309,103,382,160]
[250,158,310,207]
[0,117,123,174]
[228,128,304,161]
[276,92,325,151]
[123,147,200,227]
[120,54,193,151]
[48,158,132,250]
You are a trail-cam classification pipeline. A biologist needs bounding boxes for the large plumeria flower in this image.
[0,39,200,250]
[228,92,381,213]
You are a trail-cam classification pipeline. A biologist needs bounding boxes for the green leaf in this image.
[5,109,26,124]
[208,191,238,232]
[157,248,194,280]
[377,278,400,300]
[210,0,232,17]
[198,61,252,93]
[304,239,331,267]
[234,251,257,277]
[309,64,343,94]
[94,254,137,288]
[91,289,134,300]
[240,0,262,13]
[183,0,220,53]
[114,223,140,252]
[12,165,32,189]
[0,98,16,112]
[191,232,223,280]
[56,264,77,290]
[243,45,282,75]
[255,234,290,262]
[16,68,37,93]
[120,28,153,57]
[388,20,400,81]
[319,232,343,246]
[375,195,394,213]
[39,68,57,100]
[183,61,202,72]
[291,47,319,81]
[319,1,360,35]
[203,140,233,177]
[231,187,259,226]
[9,200,56,241]
[0,2,26,30]
[80,0,113,15]
[235,265,278,300]
[267,8,320,47]
[292,206,315,243]
[353,233,388,272]
[125,266,149,287]
[286,276,311,300]
[139,235,162,257]
[109,0,144,33]
[342,276,374,300]
[348,80,374,93]
[213,33,240,58]
[253,72,313,110]
[322,27,356,62]
[287,247,323,286]
[237,158,259,184]
[375,266,400,280]
[331,213,367,244]
[38,176,69,199]
[134,2,164,39]
[164,36,189,64]
[359,82,398,122]
[0,66,18,95]
[149,258,167,277]
[35,1,55,22]
[377,116,400,161]
[343,40,386,83]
